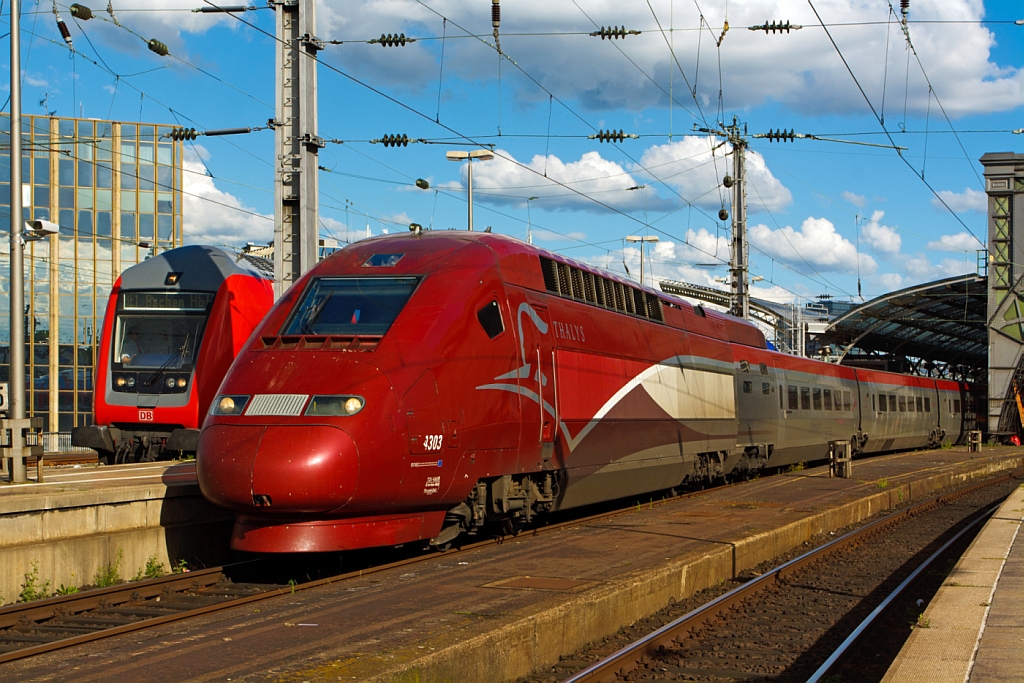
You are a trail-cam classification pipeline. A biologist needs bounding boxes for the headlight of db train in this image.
[305,395,365,416]
[212,395,250,415]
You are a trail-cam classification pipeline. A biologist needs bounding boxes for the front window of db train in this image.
[282,277,419,336]
[111,291,213,393]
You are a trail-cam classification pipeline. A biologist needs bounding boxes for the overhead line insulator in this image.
[757,128,797,143]
[492,0,501,53]
[748,20,802,34]
[69,3,93,20]
[147,38,169,56]
[169,127,198,141]
[369,33,415,47]
[377,134,410,147]
[590,26,641,40]
[588,129,639,143]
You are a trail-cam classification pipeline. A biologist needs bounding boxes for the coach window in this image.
[759,363,768,375]
[476,300,504,339]
[844,391,851,411]
[889,395,897,412]
[762,382,771,395]
[872,394,876,411]
[812,388,822,410]
[743,380,752,394]
[954,399,961,414]
[823,389,833,410]
[879,395,887,412]
[800,387,811,410]
[907,396,915,412]
[916,397,924,412]
[788,385,798,410]
[898,396,906,412]
[779,385,784,409]
[924,397,931,412]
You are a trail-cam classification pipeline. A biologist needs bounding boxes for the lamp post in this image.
[526,196,538,244]
[625,235,659,288]
[446,149,494,231]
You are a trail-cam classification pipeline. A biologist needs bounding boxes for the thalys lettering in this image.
[196,232,983,554]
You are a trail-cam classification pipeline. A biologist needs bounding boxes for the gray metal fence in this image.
[42,432,93,454]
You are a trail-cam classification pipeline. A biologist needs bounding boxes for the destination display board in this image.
[121,291,214,311]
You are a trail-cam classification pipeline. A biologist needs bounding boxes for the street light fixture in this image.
[446,149,494,232]
[625,235,659,287]
[526,196,539,244]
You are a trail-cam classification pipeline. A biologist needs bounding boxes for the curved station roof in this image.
[816,274,987,381]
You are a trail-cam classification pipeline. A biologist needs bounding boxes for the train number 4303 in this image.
[422,434,443,451]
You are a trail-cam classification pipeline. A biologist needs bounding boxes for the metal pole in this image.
[467,159,474,232]
[9,0,26,482]
[730,120,749,320]
[639,244,644,288]
[273,0,321,300]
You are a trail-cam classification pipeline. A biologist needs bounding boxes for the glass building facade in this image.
[1,114,184,432]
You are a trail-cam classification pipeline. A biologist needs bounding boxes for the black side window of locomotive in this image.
[879,394,887,411]
[924,397,931,412]
[800,387,811,410]
[477,300,504,339]
[812,388,822,410]
[889,395,897,412]
[823,389,832,410]
[788,385,798,410]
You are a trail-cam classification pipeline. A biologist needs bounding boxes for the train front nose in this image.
[197,424,359,513]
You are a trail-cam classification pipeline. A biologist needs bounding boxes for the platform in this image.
[882,480,1024,682]
[0,462,233,605]
[2,446,1022,683]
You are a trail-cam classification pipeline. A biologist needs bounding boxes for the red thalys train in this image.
[196,232,984,553]
[72,245,274,464]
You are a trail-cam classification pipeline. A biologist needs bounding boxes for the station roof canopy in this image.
[816,274,987,377]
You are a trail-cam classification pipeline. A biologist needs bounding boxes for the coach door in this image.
[513,298,557,471]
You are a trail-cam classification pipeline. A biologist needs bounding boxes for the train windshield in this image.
[283,277,419,337]
[114,291,213,369]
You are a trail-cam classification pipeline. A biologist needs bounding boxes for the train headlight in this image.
[165,377,176,389]
[305,395,365,416]
[212,395,249,416]
[176,377,188,388]
[126,376,136,388]
[115,376,126,387]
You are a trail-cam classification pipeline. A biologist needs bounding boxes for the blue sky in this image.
[3,0,1022,306]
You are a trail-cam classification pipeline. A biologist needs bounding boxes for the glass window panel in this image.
[157,165,172,191]
[33,185,49,208]
[77,141,93,162]
[97,137,113,161]
[175,165,182,192]
[78,210,94,239]
[59,210,74,235]
[97,162,112,189]
[121,163,136,189]
[157,144,171,166]
[121,190,136,211]
[139,193,154,213]
[96,212,112,237]
[59,391,74,411]
[78,391,92,413]
[78,160,93,186]
[157,193,172,214]
[139,142,154,162]
[59,186,74,209]
[58,119,74,138]
[121,243,137,267]
[33,207,49,221]
[120,212,136,239]
[34,159,49,185]
[139,164,154,191]
[139,214,154,239]
[158,214,172,241]
[33,346,48,366]
[59,318,74,344]
[59,345,74,364]
[58,413,73,431]
[77,119,93,139]
[0,182,8,206]
[59,159,74,186]
[77,187,93,210]
[174,215,181,244]
[96,189,112,211]
[121,124,136,140]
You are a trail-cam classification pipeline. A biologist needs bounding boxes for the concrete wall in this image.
[0,482,234,604]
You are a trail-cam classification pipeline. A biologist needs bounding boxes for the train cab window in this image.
[282,276,419,336]
[476,300,504,339]
[924,397,931,412]
[954,399,961,414]
[114,291,214,371]
[889,395,897,412]
[823,389,833,410]
[917,397,924,412]
[788,385,798,410]
[812,388,822,410]
[800,387,811,410]
[898,396,907,412]
[879,395,887,412]
[743,381,752,394]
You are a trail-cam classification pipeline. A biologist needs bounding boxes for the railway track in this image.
[557,470,1020,683]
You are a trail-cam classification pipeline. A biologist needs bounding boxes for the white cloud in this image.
[927,232,984,252]
[310,0,1024,116]
[931,187,987,213]
[860,210,901,254]
[468,148,670,213]
[182,146,272,246]
[637,137,791,212]
[749,216,876,274]
[842,191,866,207]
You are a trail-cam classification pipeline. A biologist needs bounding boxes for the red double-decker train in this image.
[196,232,983,553]
[72,245,274,464]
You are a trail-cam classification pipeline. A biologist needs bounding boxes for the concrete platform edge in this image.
[347,456,1024,683]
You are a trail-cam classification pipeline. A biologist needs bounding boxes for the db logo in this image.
[138,410,154,422]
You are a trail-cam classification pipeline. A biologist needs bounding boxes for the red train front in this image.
[197,232,983,553]
[73,245,274,463]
